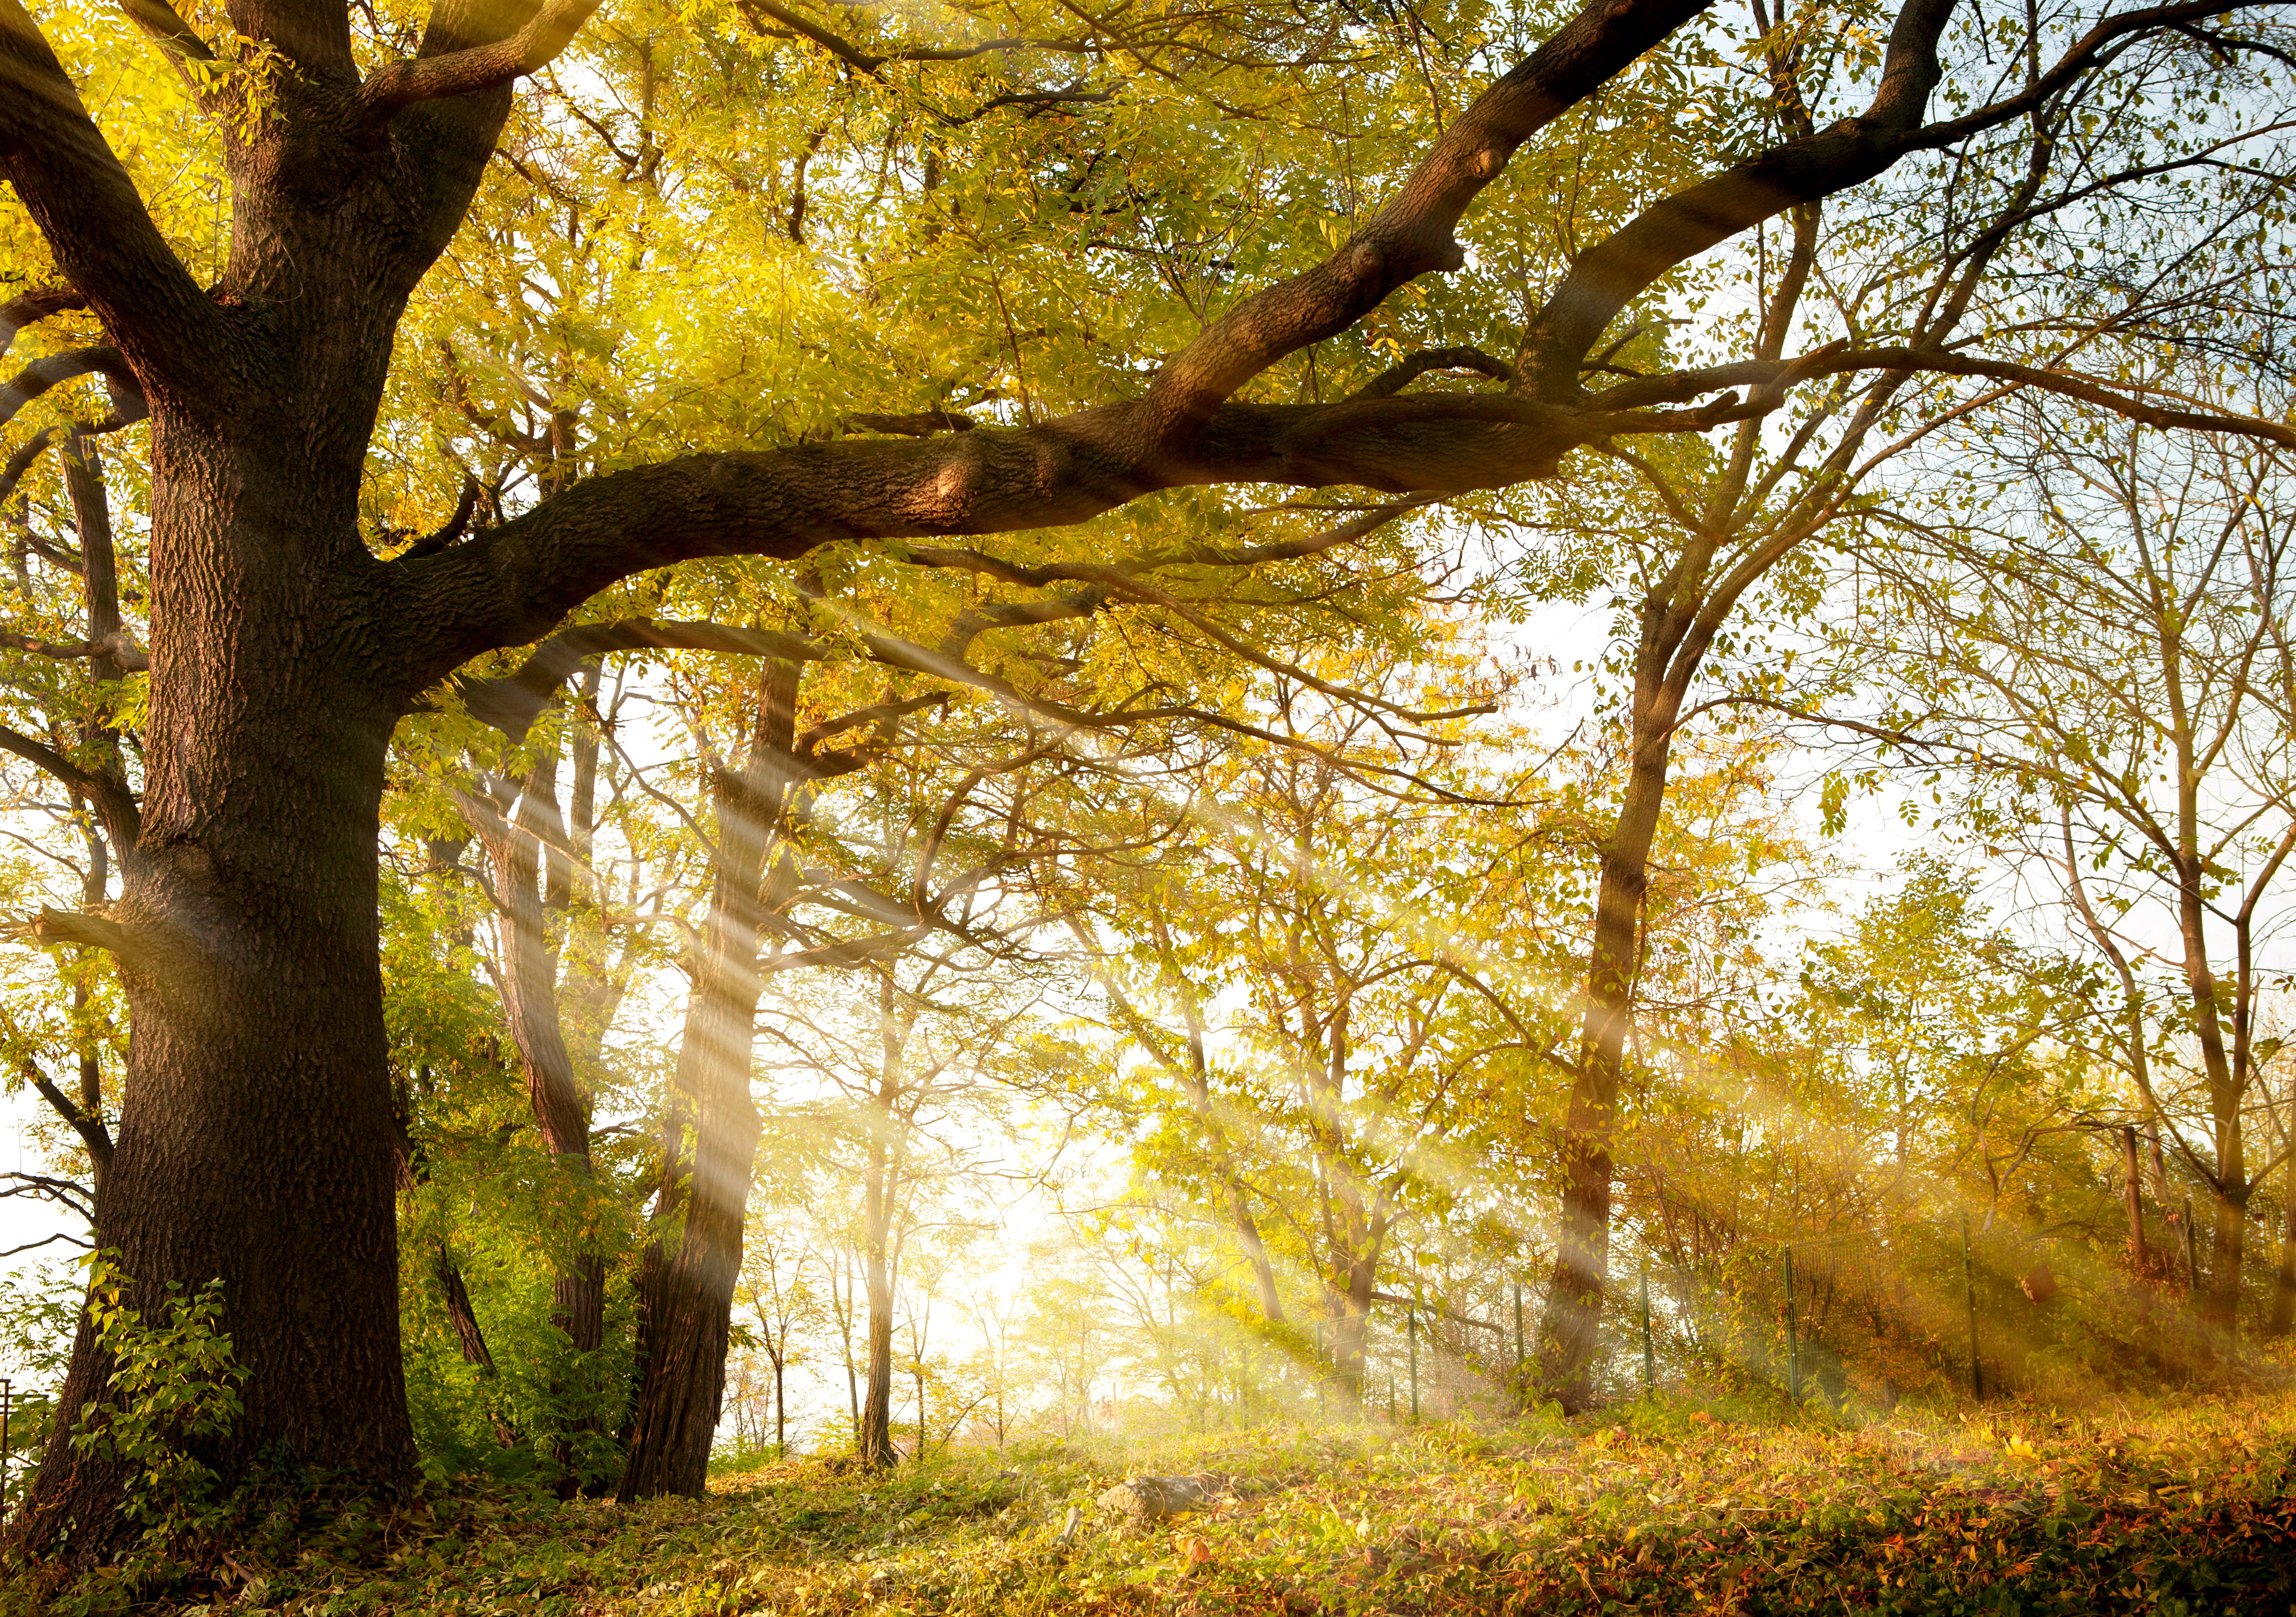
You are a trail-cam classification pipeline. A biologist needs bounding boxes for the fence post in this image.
[1315,1320,1327,1424]
[1640,1264,1655,1397]
[1406,1303,1421,1425]
[1513,1281,1525,1389]
[1962,1211,1983,1402]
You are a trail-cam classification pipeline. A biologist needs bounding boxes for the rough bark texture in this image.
[619,661,799,1498]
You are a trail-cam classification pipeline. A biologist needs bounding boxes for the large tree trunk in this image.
[620,662,798,1498]
[16,422,415,1559]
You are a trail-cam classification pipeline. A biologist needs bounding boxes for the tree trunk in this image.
[2208,1186,2247,1342]
[1538,679,1679,1408]
[857,1145,898,1467]
[2268,1155,2296,1338]
[16,422,415,1557]
[773,1347,787,1458]
[621,661,799,1498]
[1327,1246,1379,1408]
[464,762,607,1495]
[2121,1125,2148,1273]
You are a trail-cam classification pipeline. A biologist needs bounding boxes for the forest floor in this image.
[34,1387,2296,1615]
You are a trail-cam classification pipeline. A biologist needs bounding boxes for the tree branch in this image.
[459,617,822,740]
[117,0,217,60]
[0,346,136,433]
[0,629,148,670]
[0,0,218,389]
[0,370,148,511]
[24,906,135,957]
[1596,345,2296,448]
[354,0,603,131]
[0,283,86,364]
[1518,0,2278,392]
[25,1061,112,1175]
[0,723,139,845]
[1346,346,1515,400]
[1142,0,1714,434]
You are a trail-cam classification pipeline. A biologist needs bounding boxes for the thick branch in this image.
[1520,0,2273,392]
[1596,344,2296,448]
[0,0,217,390]
[0,629,149,669]
[354,0,603,130]
[461,618,823,739]
[841,410,978,437]
[737,0,1095,73]
[387,391,1614,686]
[0,346,136,432]
[401,475,482,559]
[26,1062,112,1175]
[1520,0,1955,391]
[1143,0,1713,432]
[25,905,135,957]
[0,283,86,363]
[0,723,140,844]
[0,374,148,511]
[1347,347,1515,400]
[117,0,217,60]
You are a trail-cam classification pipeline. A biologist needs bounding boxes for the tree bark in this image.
[15,428,416,1559]
[620,660,799,1498]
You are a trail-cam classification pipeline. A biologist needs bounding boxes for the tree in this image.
[1841,410,2296,1338]
[5,0,2291,1552]
[1072,673,1569,1406]
[1517,0,2296,1401]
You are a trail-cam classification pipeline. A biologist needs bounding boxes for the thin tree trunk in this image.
[466,759,606,1495]
[621,660,800,1498]
[858,1124,898,1467]
[1538,680,1678,1408]
[2122,1125,2148,1273]
[2268,1152,2296,1337]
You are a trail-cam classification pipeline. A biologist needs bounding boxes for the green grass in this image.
[32,1390,2296,1614]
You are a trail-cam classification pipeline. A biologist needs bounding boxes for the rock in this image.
[1097,1474,1217,1524]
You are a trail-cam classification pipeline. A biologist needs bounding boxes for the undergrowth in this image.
[14,1389,2296,1614]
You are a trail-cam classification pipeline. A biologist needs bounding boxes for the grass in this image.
[30,1389,2296,1614]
